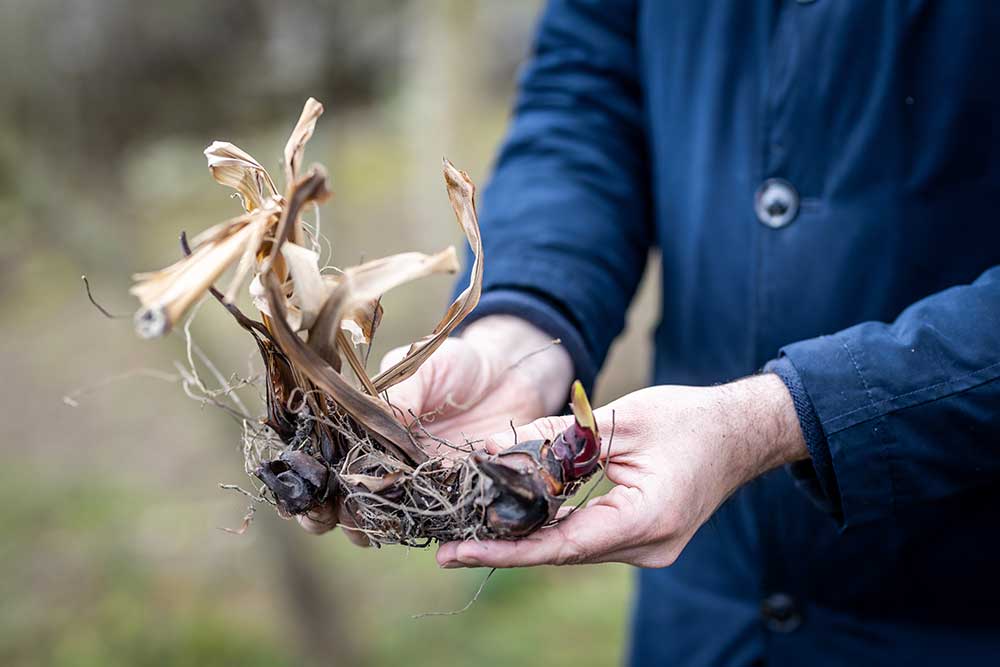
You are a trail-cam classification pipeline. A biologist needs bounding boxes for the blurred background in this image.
[0,2,660,665]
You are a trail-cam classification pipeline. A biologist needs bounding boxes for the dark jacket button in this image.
[754,178,800,228]
[760,593,803,633]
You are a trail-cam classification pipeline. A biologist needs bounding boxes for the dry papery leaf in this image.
[129,98,482,536]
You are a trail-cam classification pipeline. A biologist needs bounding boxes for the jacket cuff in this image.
[765,357,840,517]
[458,289,598,393]
[778,335,896,528]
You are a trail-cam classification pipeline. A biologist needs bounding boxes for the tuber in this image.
[475,381,600,537]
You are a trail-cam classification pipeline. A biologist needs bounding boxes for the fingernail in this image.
[440,560,466,569]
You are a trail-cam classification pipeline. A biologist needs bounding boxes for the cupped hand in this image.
[436,374,808,569]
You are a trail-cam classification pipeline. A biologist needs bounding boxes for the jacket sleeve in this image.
[457,0,653,391]
[772,266,1000,528]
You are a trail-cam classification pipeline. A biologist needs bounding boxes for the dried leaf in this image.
[308,248,456,396]
[305,278,348,367]
[179,230,273,341]
[222,211,274,303]
[341,471,403,493]
[248,273,272,319]
[335,331,379,396]
[265,167,331,272]
[204,141,278,212]
[131,219,258,337]
[372,159,483,391]
[280,242,327,330]
[306,247,459,365]
[262,271,427,466]
[284,98,324,186]
[342,298,383,346]
[345,248,459,301]
[340,319,366,346]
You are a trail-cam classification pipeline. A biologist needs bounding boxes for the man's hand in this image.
[297,314,573,536]
[436,373,808,569]
[377,315,573,450]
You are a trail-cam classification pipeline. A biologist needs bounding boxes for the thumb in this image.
[484,414,573,454]
[484,403,623,458]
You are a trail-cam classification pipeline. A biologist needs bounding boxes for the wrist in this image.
[461,315,574,415]
[714,373,809,488]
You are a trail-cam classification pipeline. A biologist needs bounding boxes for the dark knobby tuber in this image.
[252,381,602,539]
[477,382,600,537]
[256,450,332,517]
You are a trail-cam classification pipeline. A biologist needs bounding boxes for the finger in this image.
[337,503,371,548]
[548,492,620,520]
[379,345,410,373]
[591,406,632,459]
[438,506,621,568]
[295,500,372,548]
[545,499,601,524]
[437,497,639,568]
[339,524,372,548]
[383,380,424,426]
[484,405,631,461]
[485,415,573,452]
[552,505,576,521]
[436,540,462,565]
[562,488,679,567]
[296,502,338,535]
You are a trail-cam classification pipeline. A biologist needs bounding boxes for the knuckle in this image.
[552,526,590,565]
[555,541,588,566]
[535,416,569,440]
[296,515,334,535]
[343,529,372,548]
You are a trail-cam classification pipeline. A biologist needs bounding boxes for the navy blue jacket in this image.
[461,1,1000,665]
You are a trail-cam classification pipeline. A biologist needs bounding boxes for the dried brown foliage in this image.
[131,99,598,546]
